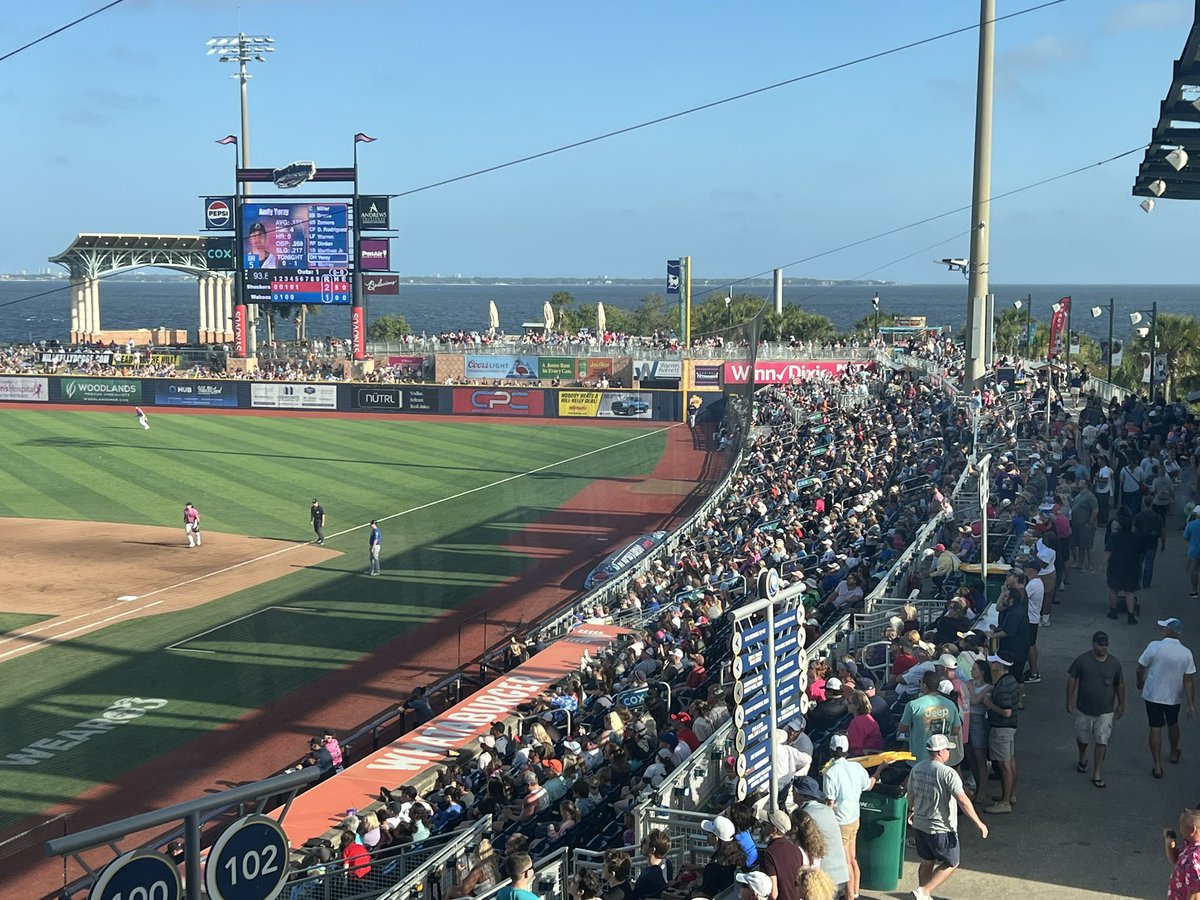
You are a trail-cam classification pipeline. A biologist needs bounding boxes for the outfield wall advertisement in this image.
[61,378,141,404]
[4,375,683,421]
[154,381,239,408]
[462,355,608,381]
[0,376,48,402]
[251,383,338,410]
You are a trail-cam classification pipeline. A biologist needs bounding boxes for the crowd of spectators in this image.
[282,362,979,899]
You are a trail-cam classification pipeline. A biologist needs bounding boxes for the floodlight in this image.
[1130,312,1143,325]
[1166,148,1189,171]
[1148,179,1166,197]
[1090,307,1103,318]
[1012,299,1023,310]
[1141,198,1156,213]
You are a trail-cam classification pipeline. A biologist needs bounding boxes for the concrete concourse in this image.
[876,475,1198,899]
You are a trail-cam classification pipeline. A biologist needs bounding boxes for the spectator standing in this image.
[368,520,381,575]
[899,672,963,764]
[1094,455,1114,525]
[1187,508,1200,599]
[733,872,772,900]
[497,852,539,900]
[1138,618,1197,779]
[631,829,673,900]
[1165,808,1200,900]
[846,691,883,756]
[1066,630,1125,788]
[756,809,805,900]
[403,687,435,724]
[693,816,744,897]
[822,735,886,900]
[1134,496,1166,591]
[907,734,989,900]
[791,777,848,893]
[1020,560,1046,678]
[982,654,1020,813]
[1070,477,1099,574]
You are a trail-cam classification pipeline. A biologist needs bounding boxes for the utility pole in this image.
[964,0,996,389]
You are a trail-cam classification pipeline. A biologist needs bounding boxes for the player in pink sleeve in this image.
[135,407,150,430]
[184,503,201,548]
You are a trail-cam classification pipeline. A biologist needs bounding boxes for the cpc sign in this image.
[204,197,234,230]
[89,850,181,900]
[205,814,289,900]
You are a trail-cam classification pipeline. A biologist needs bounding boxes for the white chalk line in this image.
[1,424,674,663]
[165,605,315,653]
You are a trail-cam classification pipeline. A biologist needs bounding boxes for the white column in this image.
[221,277,234,339]
[89,278,101,335]
[70,280,83,340]
[197,276,209,341]
[81,280,93,336]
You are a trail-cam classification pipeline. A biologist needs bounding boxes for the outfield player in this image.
[311,499,325,545]
[135,407,150,430]
[184,502,201,548]
[368,520,381,575]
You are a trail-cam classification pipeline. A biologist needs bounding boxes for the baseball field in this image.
[0,405,692,837]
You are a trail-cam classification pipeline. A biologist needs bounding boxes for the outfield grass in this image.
[0,409,666,826]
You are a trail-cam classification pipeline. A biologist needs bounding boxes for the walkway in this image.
[881,471,1197,899]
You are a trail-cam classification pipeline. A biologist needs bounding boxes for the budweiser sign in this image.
[364,275,400,295]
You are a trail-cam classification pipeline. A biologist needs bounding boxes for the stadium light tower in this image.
[207,33,274,357]
[206,33,275,180]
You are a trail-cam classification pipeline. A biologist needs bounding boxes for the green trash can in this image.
[856,787,908,892]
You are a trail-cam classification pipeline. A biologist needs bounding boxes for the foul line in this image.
[0,424,675,663]
[166,605,313,654]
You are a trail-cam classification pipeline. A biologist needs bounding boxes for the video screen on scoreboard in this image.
[240,202,352,305]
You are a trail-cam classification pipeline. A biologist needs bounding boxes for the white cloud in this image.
[1002,34,1089,71]
[1106,1,1191,32]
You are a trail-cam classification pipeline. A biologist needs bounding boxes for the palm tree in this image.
[1146,312,1200,400]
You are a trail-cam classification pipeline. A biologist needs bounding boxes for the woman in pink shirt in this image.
[846,691,883,756]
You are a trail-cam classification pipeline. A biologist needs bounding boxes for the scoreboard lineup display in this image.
[241,202,353,305]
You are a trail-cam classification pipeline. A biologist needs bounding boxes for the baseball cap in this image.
[792,775,827,802]
[987,654,1013,667]
[786,715,807,731]
[1092,631,1110,645]
[927,734,956,752]
[735,872,773,897]
[1159,618,1185,632]
[1021,557,1040,570]
[934,543,946,552]
[830,734,850,752]
[767,809,792,834]
[701,815,736,841]
[937,653,958,668]
[938,679,955,695]
[825,677,843,692]
[562,740,582,754]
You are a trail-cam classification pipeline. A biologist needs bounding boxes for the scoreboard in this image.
[241,202,352,305]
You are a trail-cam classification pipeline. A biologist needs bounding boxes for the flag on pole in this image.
[1047,296,1070,359]
[215,135,237,145]
[354,133,377,143]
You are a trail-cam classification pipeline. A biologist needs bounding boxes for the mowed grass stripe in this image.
[0,412,667,825]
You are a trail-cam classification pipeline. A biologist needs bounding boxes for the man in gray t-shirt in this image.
[907,735,989,899]
[1068,630,1125,786]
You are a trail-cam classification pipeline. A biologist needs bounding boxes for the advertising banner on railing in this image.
[693,365,722,387]
[634,360,682,380]
[585,532,669,588]
[274,625,627,844]
[452,387,545,416]
[251,383,338,410]
[386,355,426,369]
[464,354,541,379]
[0,376,48,402]
[558,390,602,417]
[723,360,855,384]
[538,357,577,379]
[60,378,141,404]
[153,381,238,408]
[579,357,614,380]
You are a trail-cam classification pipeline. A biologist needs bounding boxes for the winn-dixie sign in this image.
[723,360,857,384]
[61,378,141,404]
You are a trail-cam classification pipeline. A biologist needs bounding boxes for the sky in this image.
[0,0,1196,283]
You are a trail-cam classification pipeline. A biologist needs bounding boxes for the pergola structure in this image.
[1132,1,1200,202]
[49,234,234,344]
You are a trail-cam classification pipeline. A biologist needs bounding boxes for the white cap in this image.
[700,815,736,841]
[826,677,843,692]
[927,734,956,752]
[735,872,773,897]
[562,740,582,754]
[830,734,850,752]
[938,679,955,695]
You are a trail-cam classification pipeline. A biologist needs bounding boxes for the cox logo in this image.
[206,247,232,260]
[471,390,528,411]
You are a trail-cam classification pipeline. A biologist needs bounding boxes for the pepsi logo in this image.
[205,199,231,229]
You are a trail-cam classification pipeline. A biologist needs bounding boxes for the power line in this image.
[0,0,128,65]
[394,0,1070,198]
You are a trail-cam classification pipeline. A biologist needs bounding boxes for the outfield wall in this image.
[0,374,695,422]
